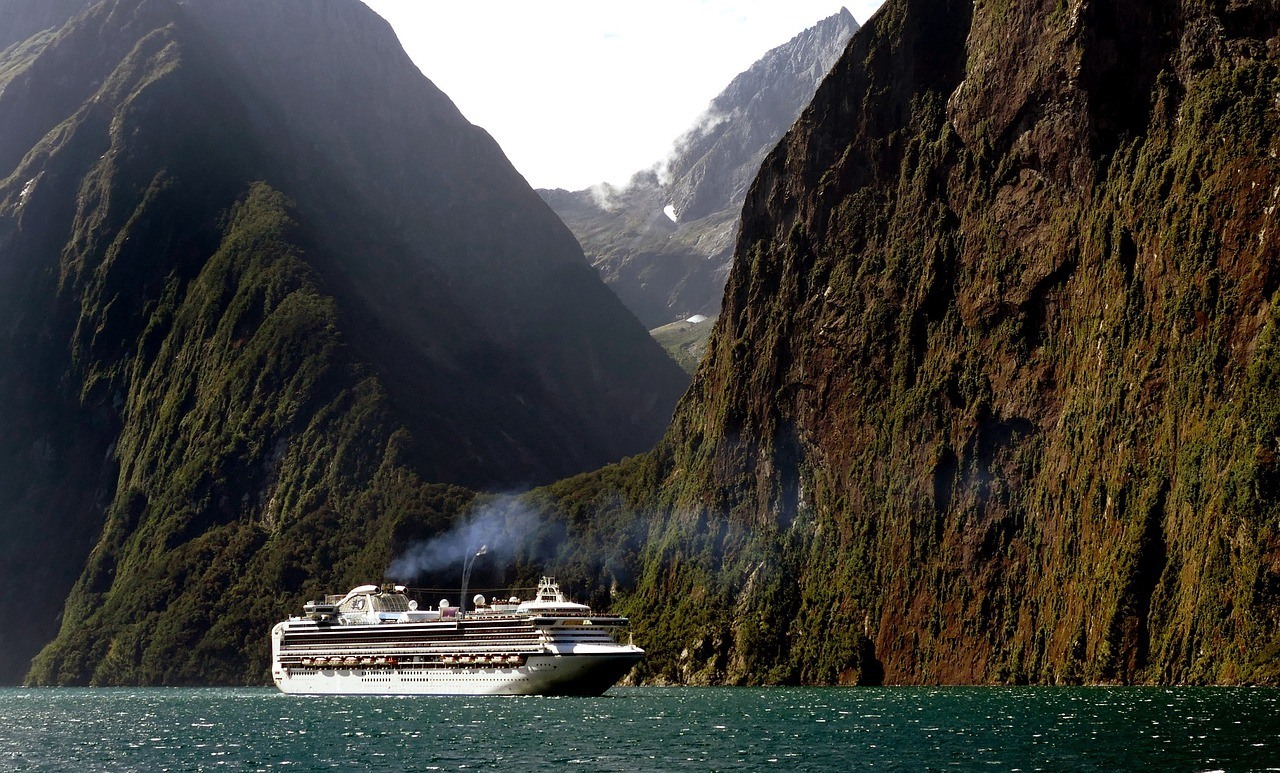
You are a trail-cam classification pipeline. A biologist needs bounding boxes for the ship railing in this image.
[530,616,629,628]
[278,659,530,670]
[279,644,545,655]
[278,648,543,662]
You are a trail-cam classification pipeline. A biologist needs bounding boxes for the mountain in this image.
[0,0,686,685]
[13,0,1280,689]
[539,9,858,328]
[0,0,91,51]
[527,0,1280,686]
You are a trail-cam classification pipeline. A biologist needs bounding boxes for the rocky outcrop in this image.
[540,9,858,327]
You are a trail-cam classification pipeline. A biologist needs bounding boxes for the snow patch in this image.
[19,177,36,204]
[686,314,708,324]
[663,204,678,223]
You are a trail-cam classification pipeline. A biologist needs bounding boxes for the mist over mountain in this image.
[0,0,684,684]
[540,9,858,328]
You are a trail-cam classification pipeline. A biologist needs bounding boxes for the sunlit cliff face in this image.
[526,0,1280,687]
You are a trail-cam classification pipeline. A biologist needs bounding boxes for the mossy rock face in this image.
[524,0,1280,686]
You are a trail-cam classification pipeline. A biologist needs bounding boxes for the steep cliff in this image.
[536,0,1280,686]
[0,0,684,684]
[540,10,858,327]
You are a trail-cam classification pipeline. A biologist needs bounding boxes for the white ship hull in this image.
[272,651,643,696]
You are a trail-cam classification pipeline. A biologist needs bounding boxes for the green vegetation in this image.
[650,316,718,374]
[28,183,478,684]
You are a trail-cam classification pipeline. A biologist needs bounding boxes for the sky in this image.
[360,1,886,191]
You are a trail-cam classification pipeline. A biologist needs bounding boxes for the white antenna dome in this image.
[473,594,487,607]
[439,599,451,610]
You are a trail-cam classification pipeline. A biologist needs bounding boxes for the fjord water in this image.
[1,687,1275,770]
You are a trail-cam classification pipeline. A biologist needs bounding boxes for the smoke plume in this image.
[384,495,550,583]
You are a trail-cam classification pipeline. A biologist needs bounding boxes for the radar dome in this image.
[473,594,487,607]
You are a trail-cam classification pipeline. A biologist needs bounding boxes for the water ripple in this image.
[0,686,1276,770]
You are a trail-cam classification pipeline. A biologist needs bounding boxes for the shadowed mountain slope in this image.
[0,0,684,684]
[540,9,858,327]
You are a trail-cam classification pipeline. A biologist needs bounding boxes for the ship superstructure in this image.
[270,577,643,695]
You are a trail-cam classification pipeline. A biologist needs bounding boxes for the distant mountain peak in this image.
[540,11,858,327]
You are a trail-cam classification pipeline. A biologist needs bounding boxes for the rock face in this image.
[535,0,1280,685]
[0,0,685,684]
[540,9,858,328]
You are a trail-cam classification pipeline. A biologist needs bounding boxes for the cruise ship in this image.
[270,577,643,695]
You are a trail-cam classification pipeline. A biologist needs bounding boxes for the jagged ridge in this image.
[540,9,858,328]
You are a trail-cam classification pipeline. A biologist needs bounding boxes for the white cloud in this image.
[361,1,885,190]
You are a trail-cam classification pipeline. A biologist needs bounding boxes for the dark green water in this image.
[1,686,1276,771]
